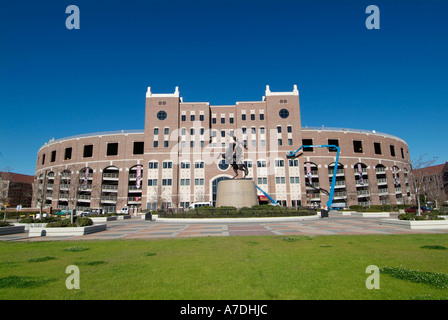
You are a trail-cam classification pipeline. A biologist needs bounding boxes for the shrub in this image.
[0,221,13,227]
[46,217,93,227]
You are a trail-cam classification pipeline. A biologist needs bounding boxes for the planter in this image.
[381,219,448,229]
[352,212,390,217]
[116,215,131,220]
[13,223,48,231]
[90,216,117,223]
[28,224,107,237]
[0,225,25,236]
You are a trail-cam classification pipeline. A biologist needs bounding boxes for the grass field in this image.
[1,233,448,300]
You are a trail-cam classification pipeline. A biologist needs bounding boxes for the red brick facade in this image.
[33,85,413,212]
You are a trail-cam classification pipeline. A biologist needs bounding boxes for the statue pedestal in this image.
[216,179,258,209]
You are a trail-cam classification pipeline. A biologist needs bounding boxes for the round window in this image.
[218,159,230,171]
[157,110,167,120]
[279,108,289,119]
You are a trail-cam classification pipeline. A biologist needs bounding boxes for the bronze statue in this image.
[219,136,248,179]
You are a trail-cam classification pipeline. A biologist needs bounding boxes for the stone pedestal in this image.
[216,179,258,209]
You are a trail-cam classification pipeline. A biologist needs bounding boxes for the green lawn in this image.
[1,234,448,300]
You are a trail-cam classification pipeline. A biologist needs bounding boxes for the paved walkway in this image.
[2,214,448,242]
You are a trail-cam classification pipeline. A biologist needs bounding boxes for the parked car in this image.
[405,206,432,213]
[120,207,129,214]
[78,209,92,217]
[188,202,211,210]
[54,209,72,216]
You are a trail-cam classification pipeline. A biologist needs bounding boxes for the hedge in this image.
[157,205,317,218]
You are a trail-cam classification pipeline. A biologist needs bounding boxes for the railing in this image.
[378,188,389,194]
[357,190,370,196]
[377,178,387,184]
[103,173,119,179]
[101,195,117,201]
[102,185,118,191]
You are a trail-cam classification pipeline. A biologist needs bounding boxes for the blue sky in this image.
[0,0,446,176]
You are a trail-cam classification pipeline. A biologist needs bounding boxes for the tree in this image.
[0,167,14,221]
[423,172,447,209]
[408,155,437,216]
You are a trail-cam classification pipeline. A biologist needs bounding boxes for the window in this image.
[190,128,195,135]
[251,140,256,147]
[190,115,195,121]
[277,126,282,133]
[157,110,167,120]
[200,128,205,135]
[200,115,204,121]
[302,139,313,152]
[401,148,405,159]
[353,140,363,153]
[257,160,267,168]
[243,160,252,168]
[154,128,159,135]
[279,108,289,119]
[290,177,300,184]
[133,142,144,155]
[374,142,382,155]
[328,139,339,152]
[181,115,186,122]
[280,99,288,104]
[260,114,264,120]
[229,117,234,124]
[194,178,205,185]
[162,179,172,186]
[221,130,225,137]
[180,179,190,186]
[221,117,225,124]
[260,127,265,134]
[153,141,158,148]
[289,159,299,167]
[278,139,283,146]
[390,145,396,157]
[242,127,247,134]
[158,101,167,106]
[65,147,73,160]
[42,154,46,165]
[287,126,292,133]
[257,177,267,184]
[190,141,195,148]
[251,127,256,134]
[164,141,169,148]
[181,141,186,148]
[275,159,284,167]
[164,128,169,135]
[212,117,216,124]
[275,177,286,184]
[83,145,93,158]
[51,150,56,162]
[200,141,205,147]
[181,161,190,169]
[148,161,158,169]
[288,139,293,146]
[242,114,246,121]
[261,140,266,146]
[195,161,204,169]
[218,159,229,171]
[147,179,158,186]
[250,114,255,120]
[106,143,118,156]
[162,161,172,169]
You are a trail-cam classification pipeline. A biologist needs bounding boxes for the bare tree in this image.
[408,155,437,216]
[0,167,14,221]
[424,172,447,209]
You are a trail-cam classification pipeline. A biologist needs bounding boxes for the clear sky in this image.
[0,0,446,176]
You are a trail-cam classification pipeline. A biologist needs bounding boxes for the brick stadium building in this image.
[33,85,413,212]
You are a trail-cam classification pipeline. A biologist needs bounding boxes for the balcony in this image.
[102,173,119,180]
[333,191,347,199]
[376,167,386,173]
[59,184,70,190]
[333,181,346,188]
[102,185,118,192]
[378,188,389,195]
[377,178,387,185]
[357,190,370,197]
[127,196,142,204]
[101,195,117,203]
[78,195,91,202]
[128,185,142,192]
[328,169,344,176]
[356,179,369,186]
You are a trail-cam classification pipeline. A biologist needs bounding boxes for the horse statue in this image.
[218,136,248,179]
